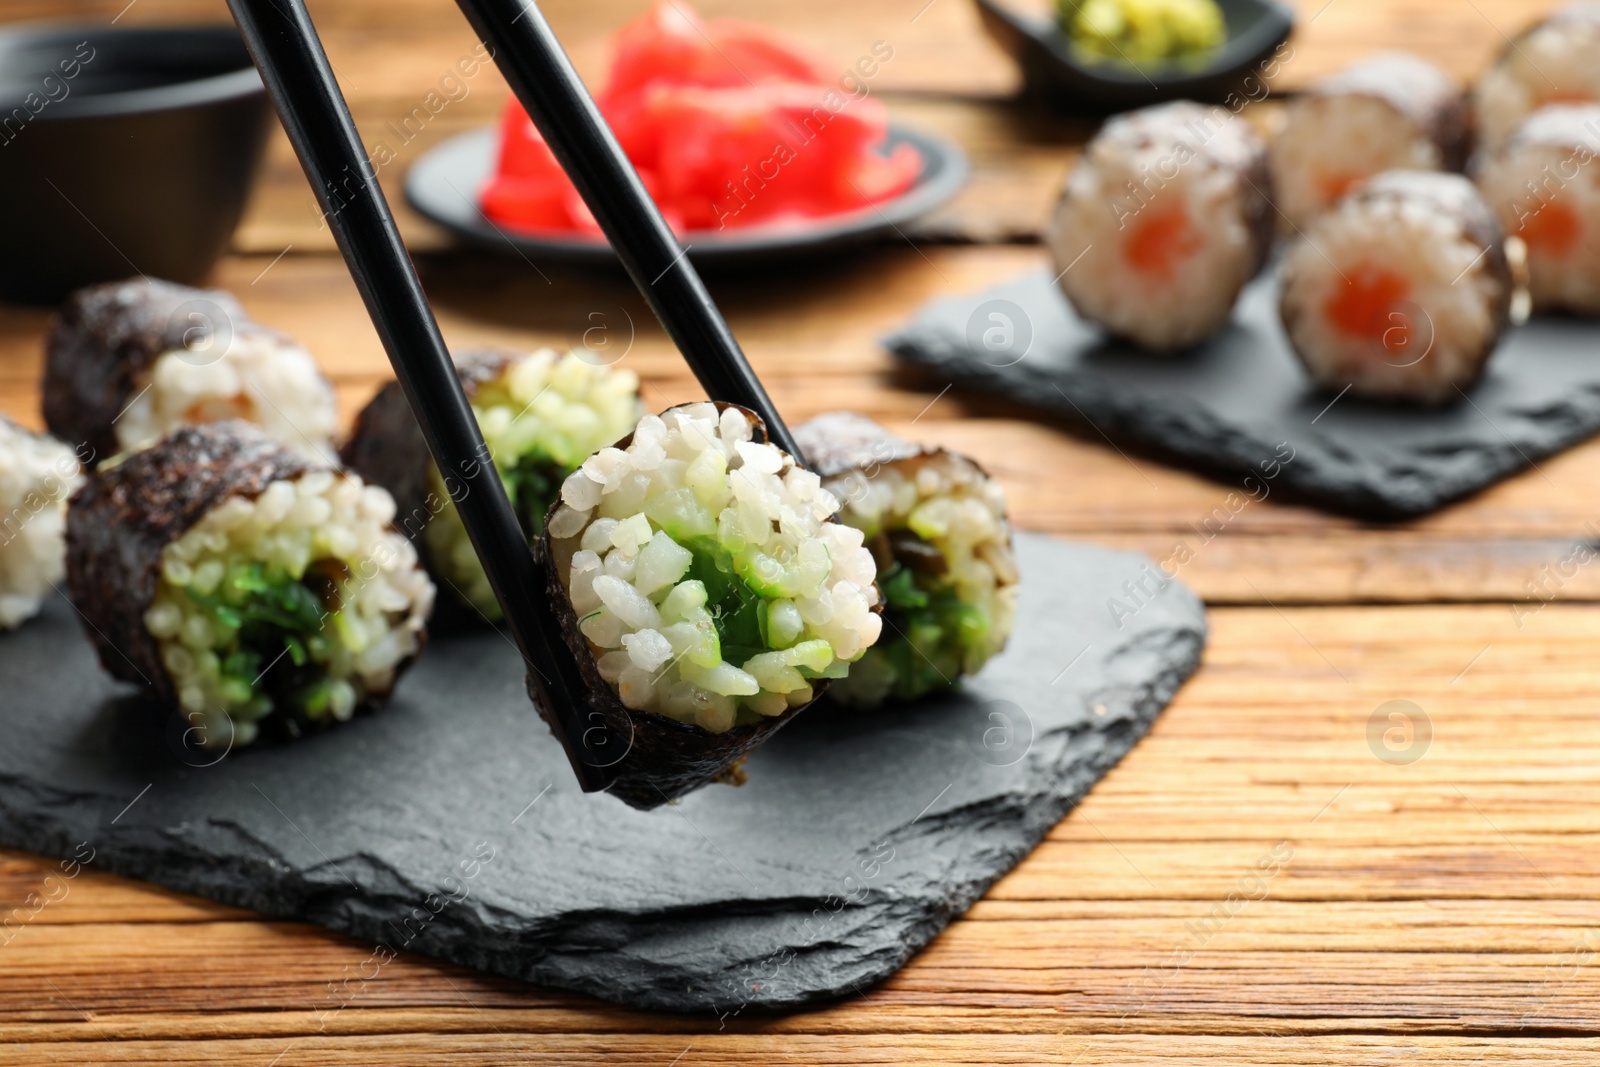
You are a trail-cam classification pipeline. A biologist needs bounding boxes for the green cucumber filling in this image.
[869,546,993,703]
[824,455,1018,709]
[163,560,352,734]
[426,450,564,615]
[144,473,434,747]
[549,403,883,733]
[424,350,642,618]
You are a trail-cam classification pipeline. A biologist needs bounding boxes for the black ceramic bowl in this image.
[975,0,1294,114]
[0,24,271,305]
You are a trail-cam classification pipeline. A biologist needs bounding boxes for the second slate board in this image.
[0,534,1203,1014]
[888,265,1600,519]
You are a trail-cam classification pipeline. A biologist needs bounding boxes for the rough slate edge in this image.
[886,267,1600,521]
[0,534,1205,1015]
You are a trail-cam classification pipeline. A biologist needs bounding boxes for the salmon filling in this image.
[1122,204,1203,279]
[1323,265,1411,351]
[1315,170,1365,206]
[1518,199,1581,257]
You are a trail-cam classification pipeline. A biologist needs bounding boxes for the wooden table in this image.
[6,0,1600,1061]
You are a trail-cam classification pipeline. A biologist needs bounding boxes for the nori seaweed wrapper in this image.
[793,411,929,480]
[66,421,315,709]
[795,412,1013,532]
[42,278,306,465]
[534,403,814,810]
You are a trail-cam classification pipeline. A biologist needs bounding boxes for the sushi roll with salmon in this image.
[1046,101,1273,352]
[67,421,434,748]
[795,413,1017,709]
[44,279,338,465]
[540,402,882,806]
[1475,104,1600,314]
[1279,171,1513,404]
[1474,3,1600,151]
[342,348,642,620]
[0,417,83,631]
[1269,53,1469,229]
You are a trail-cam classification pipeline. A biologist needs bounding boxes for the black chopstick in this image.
[450,0,807,465]
[225,0,614,792]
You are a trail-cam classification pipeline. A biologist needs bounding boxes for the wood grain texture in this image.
[6,607,1600,1058]
[8,0,1600,1060]
[24,0,1571,96]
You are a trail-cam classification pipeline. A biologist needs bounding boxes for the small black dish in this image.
[404,123,969,269]
[974,0,1295,114]
[0,24,271,305]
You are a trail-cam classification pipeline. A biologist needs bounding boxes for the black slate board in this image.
[0,534,1203,1014]
[887,266,1600,519]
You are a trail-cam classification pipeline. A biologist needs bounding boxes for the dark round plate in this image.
[404,123,969,267]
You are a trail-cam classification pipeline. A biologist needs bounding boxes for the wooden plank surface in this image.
[9,0,1600,1061]
[8,607,1600,1060]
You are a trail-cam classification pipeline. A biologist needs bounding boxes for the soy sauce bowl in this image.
[0,24,271,305]
[974,0,1294,114]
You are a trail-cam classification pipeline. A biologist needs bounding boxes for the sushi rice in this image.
[114,327,338,463]
[1279,170,1511,403]
[547,403,883,733]
[1474,3,1600,151]
[45,279,339,465]
[144,469,435,747]
[819,439,1017,708]
[1475,103,1600,315]
[1047,101,1272,351]
[1269,53,1466,229]
[424,350,642,616]
[0,418,82,630]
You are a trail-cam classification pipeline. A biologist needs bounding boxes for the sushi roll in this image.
[1474,3,1600,152]
[0,417,83,630]
[44,278,338,465]
[1269,53,1469,229]
[342,348,642,620]
[1279,170,1513,404]
[541,402,882,807]
[1474,104,1600,314]
[1046,101,1273,352]
[794,413,1017,709]
[66,421,435,748]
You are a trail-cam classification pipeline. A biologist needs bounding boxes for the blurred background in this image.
[1,0,1537,268]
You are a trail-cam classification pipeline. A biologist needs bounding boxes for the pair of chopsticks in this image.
[225,0,802,792]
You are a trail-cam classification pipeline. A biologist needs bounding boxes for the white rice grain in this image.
[0,420,82,630]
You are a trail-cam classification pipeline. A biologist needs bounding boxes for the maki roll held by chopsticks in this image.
[1046,101,1273,352]
[1475,105,1600,316]
[1474,3,1600,151]
[0,417,83,631]
[541,403,882,806]
[342,348,642,620]
[795,413,1016,709]
[1269,53,1469,229]
[67,421,435,748]
[44,279,338,465]
[1279,171,1513,404]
